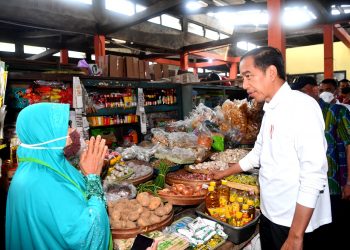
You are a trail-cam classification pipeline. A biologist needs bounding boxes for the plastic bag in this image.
[168,132,197,148]
[103,181,137,202]
[211,132,224,152]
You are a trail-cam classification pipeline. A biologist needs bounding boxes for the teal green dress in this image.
[6,103,111,250]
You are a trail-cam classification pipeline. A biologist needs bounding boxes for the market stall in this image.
[102,99,263,250]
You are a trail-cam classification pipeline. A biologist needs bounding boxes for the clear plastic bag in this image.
[103,181,137,202]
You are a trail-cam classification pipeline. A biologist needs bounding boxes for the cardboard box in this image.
[171,73,199,84]
[153,64,162,80]
[138,60,145,79]
[109,55,125,77]
[162,64,169,78]
[126,57,140,78]
[144,62,150,79]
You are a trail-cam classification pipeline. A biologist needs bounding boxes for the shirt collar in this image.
[263,82,290,112]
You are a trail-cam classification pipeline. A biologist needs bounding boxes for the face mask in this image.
[319,91,334,103]
[64,130,81,159]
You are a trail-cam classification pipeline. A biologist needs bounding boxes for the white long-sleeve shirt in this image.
[239,83,332,232]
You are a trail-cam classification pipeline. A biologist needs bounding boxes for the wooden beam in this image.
[180,53,189,70]
[182,2,266,15]
[194,61,227,68]
[267,0,285,60]
[103,0,183,35]
[182,30,267,52]
[60,49,69,64]
[333,25,350,48]
[26,48,59,60]
[94,34,105,60]
[323,25,334,78]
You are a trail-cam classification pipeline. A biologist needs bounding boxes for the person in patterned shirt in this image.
[291,76,350,249]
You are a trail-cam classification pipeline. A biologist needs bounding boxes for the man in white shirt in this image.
[212,47,331,250]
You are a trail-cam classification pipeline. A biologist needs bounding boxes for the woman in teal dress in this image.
[6,103,111,250]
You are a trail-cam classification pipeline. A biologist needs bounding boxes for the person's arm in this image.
[343,145,350,199]
[336,107,350,199]
[212,162,243,180]
[281,204,314,250]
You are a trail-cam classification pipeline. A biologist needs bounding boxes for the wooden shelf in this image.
[86,104,179,116]
[89,123,139,128]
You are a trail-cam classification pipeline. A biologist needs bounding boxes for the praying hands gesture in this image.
[79,135,108,176]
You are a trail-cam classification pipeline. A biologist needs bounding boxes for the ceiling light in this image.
[208,58,213,63]
[112,38,126,44]
[186,1,208,10]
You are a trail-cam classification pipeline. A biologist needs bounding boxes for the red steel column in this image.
[60,49,68,64]
[180,52,189,71]
[323,25,334,78]
[94,34,106,60]
[229,62,238,79]
[267,0,286,60]
[193,67,198,75]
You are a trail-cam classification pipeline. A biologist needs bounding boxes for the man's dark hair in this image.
[341,86,350,94]
[240,46,286,80]
[321,78,338,89]
[339,78,349,83]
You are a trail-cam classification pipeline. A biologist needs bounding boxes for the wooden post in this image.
[94,34,106,61]
[229,62,238,79]
[180,52,189,71]
[60,49,68,64]
[267,0,286,60]
[323,25,334,78]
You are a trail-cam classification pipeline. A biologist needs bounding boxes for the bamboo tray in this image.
[111,210,174,239]
[166,169,220,187]
[158,192,206,206]
[226,180,259,194]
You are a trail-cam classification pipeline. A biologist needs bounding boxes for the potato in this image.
[164,203,173,215]
[136,192,151,207]
[125,221,137,229]
[120,211,129,221]
[149,214,161,224]
[135,204,143,214]
[154,206,167,217]
[128,212,140,222]
[148,197,162,210]
[141,208,151,218]
[129,199,138,206]
[137,217,151,227]
[111,210,121,221]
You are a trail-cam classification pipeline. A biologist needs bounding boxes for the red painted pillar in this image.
[60,49,68,64]
[94,34,106,61]
[323,25,334,78]
[267,0,286,60]
[180,52,189,71]
[229,62,238,79]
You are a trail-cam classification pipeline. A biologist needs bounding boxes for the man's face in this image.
[319,83,336,94]
[239,56,273,102]
[339,81,349,89]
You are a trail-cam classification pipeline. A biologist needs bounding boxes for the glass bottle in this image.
[235,211,243,227]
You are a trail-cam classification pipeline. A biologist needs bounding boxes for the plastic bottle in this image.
[237,196,244,210]
[229,188,238,203]
[235,211,243,227]
[205,186,220,218]
[247,199,256,220]
[209,181,217,187]
[241,204,251,225]
[218,180,230,207]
